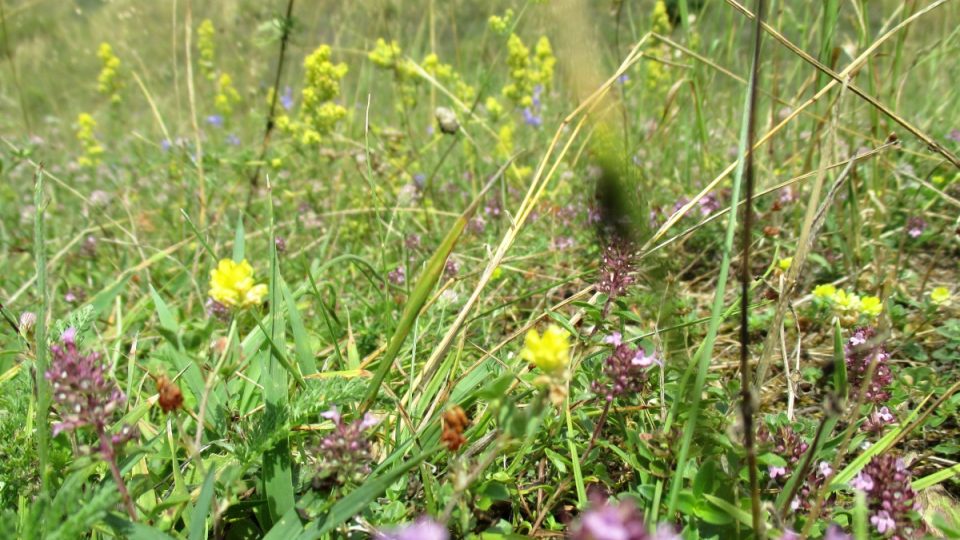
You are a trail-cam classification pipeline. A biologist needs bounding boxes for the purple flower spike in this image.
[377,517,449,540]
[570,493,679,540]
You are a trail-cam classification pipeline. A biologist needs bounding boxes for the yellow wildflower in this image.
[777,257,792,271]
[812,284,836,299]
[76,113,104,167]
[198,19,216,80]
[96,42,123,103]
[209,259,268,309]
[296,45,348,143]
[520,324,571,374]
[930,287,951,306]
[832,289,861,313]
[488,8,514,34]
[214,73,241,115]
[859,296,883,318]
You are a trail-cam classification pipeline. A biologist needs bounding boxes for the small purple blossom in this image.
[698,194,720,216]
[443,258,460,278]
[617,73,630,85]
[316,407,379,484]
[570,493,679,540]
[824,525,852,540]
[845,328,893,404]
[206,114,224,128]
[19,311,37,334]
[603,332,623,347]
[864,405,895,434]
[522,107,542,127]
[768,465,788,479]
[405,234,421,252]
[227,133,241,146]
[948,129,960,143]
[274,236,287,253]
[64,288,86,304]
[388,266,406,286]
[906,216,926,238]
[205,298,231,322]
[552,236,575,250]
[377,517,449,540]
[468,216,486,234]
[280,86,294,111]
[593,342,655,402]
[161,138,172,151]
[45,328,137,444]
[856,454,919,539]
[597,237,636,300]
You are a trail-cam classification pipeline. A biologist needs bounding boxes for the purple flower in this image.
[45,328,137,446]
[597,237,636,300]
[856,454,919,538]
[864,406,895,433]
[768,465,788,479]
[758,424,809,480]
[845,328,893,404]
[227,133,241,146]
[388,266,406,286]
[280,86,294,111]
[570,493,678,540]
[617,73,630,85]
[949,129,960,143]
[274,236,287,253]
[604,332,623,347]
[552,236,575,250]
[316,407,379,484]
[906,216,926,238]
[593,342,655,402]
[161,138,172,151]
[522,107,542,127]
[19,311,37,334]
[443,258,460,278]
[206,114,224,128]
[468,216,486,234]
[824,525,852,540]
[698,194,720,216]
[377,517,448,540]
[405,234,421,251]
[205,298,231,322]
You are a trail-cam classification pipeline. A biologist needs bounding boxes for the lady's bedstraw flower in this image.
[280,44,349,144]
[208,259,268,309]
[777,257,793,272]
[521,324,571,405]
[813,283,837,300]
[96,42,123,103]
[930,287,951,306]
[197,19,216,80]
[76,113,104,167]
[502,34,555,108]
[214,73,241,115]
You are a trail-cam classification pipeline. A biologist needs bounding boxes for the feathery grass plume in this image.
[197,19,216,80]
[75,113,104,167]
[96,42,123,103]
[208,258,268,309]
[850,454,919,538]
[277,44,348,144]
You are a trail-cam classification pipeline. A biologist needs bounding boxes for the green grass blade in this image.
[188,466,217,540]
[32,165,50,493]
[281,275,317,375]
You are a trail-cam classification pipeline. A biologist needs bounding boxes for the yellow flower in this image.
[859,296,883,318]
[832,289,861,312]
[520,324,570,374]
[777,257,792,271]
[209,259,268,308]
[812,284,836,299]
[930,287,951,306]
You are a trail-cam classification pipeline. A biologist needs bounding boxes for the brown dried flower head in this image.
[441,406,469,452]
[156,375,184,413]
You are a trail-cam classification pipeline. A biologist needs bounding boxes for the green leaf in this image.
[833,319,848,402]
[189,466,217,540]
[105,513,177,540]
[281,276,317,375]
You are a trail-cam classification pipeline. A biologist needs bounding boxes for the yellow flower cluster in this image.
[520,324,570,374]
[422,53,476,103]
[197,19,216,80]
[208,259,268,309]
[812,284,883,324]
[214,73,241,115]
[368,38,420,109]
[645,1,673,91]
[276,45,349,145]
[502,34,555,108]
[76,113,104,168]
[488,8,514,35]
[96,42,123,103]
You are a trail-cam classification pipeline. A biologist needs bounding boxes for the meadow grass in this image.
[1,0,960,538]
